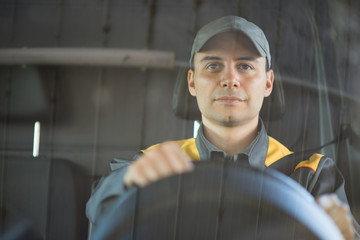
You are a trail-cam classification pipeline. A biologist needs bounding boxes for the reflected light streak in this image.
[33,121,40,157]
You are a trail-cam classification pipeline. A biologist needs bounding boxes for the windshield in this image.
[0,0,359,239]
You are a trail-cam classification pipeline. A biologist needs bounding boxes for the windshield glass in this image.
[0,0,359,239]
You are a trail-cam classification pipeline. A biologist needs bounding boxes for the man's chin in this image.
[218,117,244,127]
[217,115,258,127]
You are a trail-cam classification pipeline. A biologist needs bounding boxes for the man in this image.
[87,16,358,239]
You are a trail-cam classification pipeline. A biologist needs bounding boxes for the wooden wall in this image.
[0,0,357,174]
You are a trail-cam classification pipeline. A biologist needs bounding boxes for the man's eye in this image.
[206,63,222,71]
[238,64,252,70]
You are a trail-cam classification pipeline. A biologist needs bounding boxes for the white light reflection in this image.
[33,121,40,157]
[193,120,200,138]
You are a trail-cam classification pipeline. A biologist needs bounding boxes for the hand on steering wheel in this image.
[123,143,356,240]
[124,142,194,188]
[316,194,355,240]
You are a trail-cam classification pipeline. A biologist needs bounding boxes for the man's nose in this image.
[220,69,240,88]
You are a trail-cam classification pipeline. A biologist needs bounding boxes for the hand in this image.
[316,194,354,240]
[123,142,194,188]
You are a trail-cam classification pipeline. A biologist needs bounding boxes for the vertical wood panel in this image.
[51,67,99,173]
[0,67,10,235]
[0,1,63,236]
[95,68,148,175]
[197,1,239,26]
[151,1,196,61]
[8,1,61,47]
[92,1,149,175]
[0,3,15,47]
[107,1,148,48]
[58,1,105,47]
[0,68,10,150]
[261,0,320,151]
[140,0,196,148]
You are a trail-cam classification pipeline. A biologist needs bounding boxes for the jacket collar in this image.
[195,118,269,168]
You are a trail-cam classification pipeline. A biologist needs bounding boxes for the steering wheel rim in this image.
[91,160,342,240]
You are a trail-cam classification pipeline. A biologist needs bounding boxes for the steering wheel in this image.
[91,160,342,240]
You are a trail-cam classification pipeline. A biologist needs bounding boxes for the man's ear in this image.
[188,69,196,97]
[264,69,274,97]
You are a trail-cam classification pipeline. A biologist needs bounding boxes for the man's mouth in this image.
[215,96,246,104]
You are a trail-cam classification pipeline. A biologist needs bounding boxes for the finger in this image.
[123,142,194,188]
[316,194,354,240]
[160,142,194,174]
[124,163,149,188]
[139,149,166,181]
[316,194,339,213]
[145,142,192,177]
[124,144,183,188]
[327,204,354,239]
[129,151,168,186]
[145,145,175,178]
[138,158,160,183]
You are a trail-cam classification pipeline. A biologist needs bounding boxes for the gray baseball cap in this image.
[190,16,271,69]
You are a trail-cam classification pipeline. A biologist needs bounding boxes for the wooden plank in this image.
[0,48,175,69]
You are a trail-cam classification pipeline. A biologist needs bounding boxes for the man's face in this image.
[188,32,274,127]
